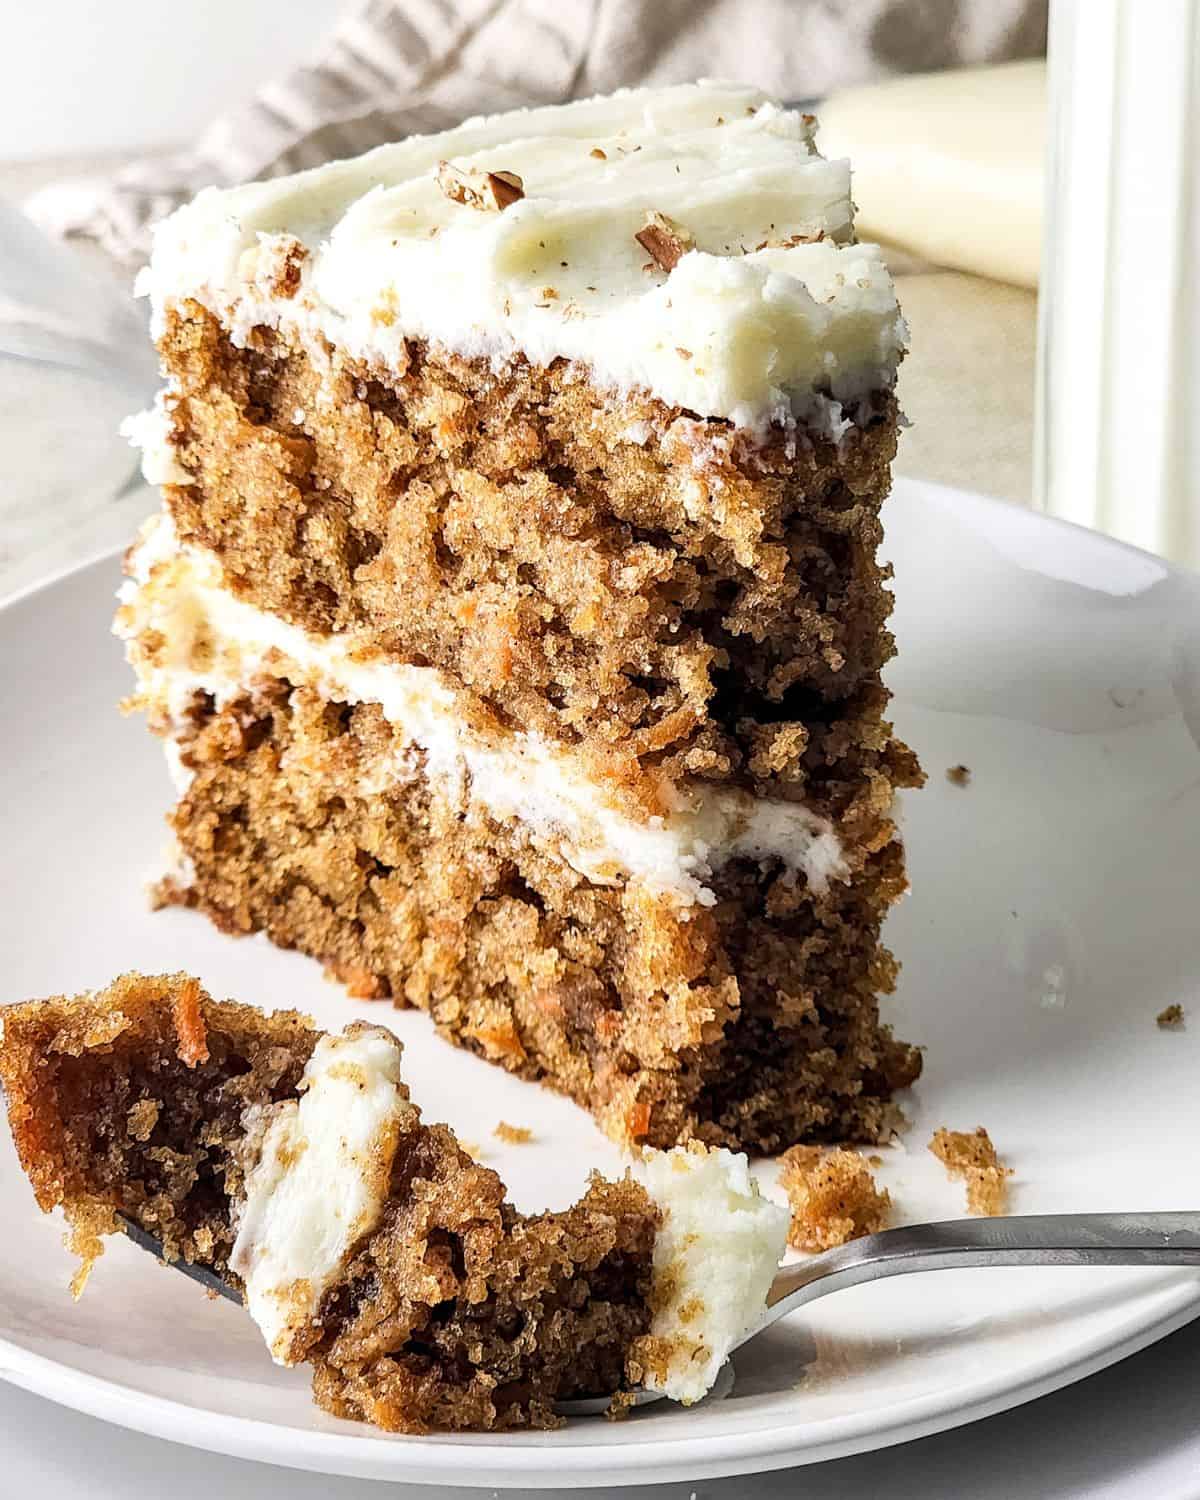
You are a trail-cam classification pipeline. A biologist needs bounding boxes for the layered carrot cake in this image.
[117,81,922,1152]
[0,973,788,1430]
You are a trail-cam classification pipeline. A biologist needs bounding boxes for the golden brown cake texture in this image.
[929,1127,1012,1217]
[118,321,923,1151]
[0,974,658,1432]
[118,89,923,1154]
[145,679,919,1151]
[156,302,906,801]
[778,1145,891,1251]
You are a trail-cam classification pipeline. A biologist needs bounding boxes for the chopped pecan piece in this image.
[753,229,826,252]
[635,211,695,272]
[436,161,525,211]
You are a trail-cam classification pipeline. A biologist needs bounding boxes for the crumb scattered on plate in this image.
[946,764,971,787]
[778,1146,891,1251]
[929,1127,1011,1216]
[494,1121,533,1144]
[1156,1004,1185,1030]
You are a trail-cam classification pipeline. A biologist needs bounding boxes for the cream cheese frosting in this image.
[116,515,849,906]
[136,81,904,431]
[231,1037,784,1401]
[230,1025,410,1365]
[638,1145,789,1403]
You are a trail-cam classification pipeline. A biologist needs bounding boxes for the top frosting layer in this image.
[139,82,905,430]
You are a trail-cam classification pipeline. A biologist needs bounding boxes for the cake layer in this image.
[113,80,920,1159]
[136,83,904,431]
[119,513,893,907]
[131,301,907,798]
[142,675,918,1151]
[121,513,894,900]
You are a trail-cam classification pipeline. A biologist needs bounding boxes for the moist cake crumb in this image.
[1156,1003,1185,1029]
[946,764,972,787]
[127,1097,160,1141]
[778,1145,891,1251]
[0,975,658,1429]
[929,1127,1012,1216]
[0,973,789,1431]
[494,1121,534,1144]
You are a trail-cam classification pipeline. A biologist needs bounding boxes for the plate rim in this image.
[2,1285,1198,1487]
[2,478,1198,1486]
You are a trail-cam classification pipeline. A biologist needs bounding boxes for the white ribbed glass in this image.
[1035,0,1200,569]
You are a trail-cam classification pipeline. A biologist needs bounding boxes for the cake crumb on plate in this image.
[946,764,971,787]
[494,1121,533,1144]
[1156,1003,1185,1029]
[929,1127,1012,1216]
[779,1146,891,1251]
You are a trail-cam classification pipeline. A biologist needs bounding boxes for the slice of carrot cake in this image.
[0,973,788,1431]
[117,81,922,1152]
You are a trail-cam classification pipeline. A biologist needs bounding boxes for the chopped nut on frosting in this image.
[635,211,696,271]
[436,161,525,211]
[754,229,826,251]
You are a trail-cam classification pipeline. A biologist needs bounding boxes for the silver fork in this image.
[120,1211,1200,1418]
[559,1212,1200,1416]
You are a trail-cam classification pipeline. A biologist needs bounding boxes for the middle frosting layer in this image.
[117,515,849,907]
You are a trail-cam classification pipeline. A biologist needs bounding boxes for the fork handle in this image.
[765,1212,1200,1319]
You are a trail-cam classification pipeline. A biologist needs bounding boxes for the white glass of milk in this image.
[1035,0,1200,570]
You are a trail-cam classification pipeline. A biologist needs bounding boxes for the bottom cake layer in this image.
[152,679,920,1152]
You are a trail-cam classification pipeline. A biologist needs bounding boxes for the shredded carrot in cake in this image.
[929,1127,1012,1216]
[171,977,209,1067]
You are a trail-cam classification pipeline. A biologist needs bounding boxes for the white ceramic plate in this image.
[1,477,1199,1489]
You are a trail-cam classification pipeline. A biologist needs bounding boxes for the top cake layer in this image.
[138,82,904,431]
